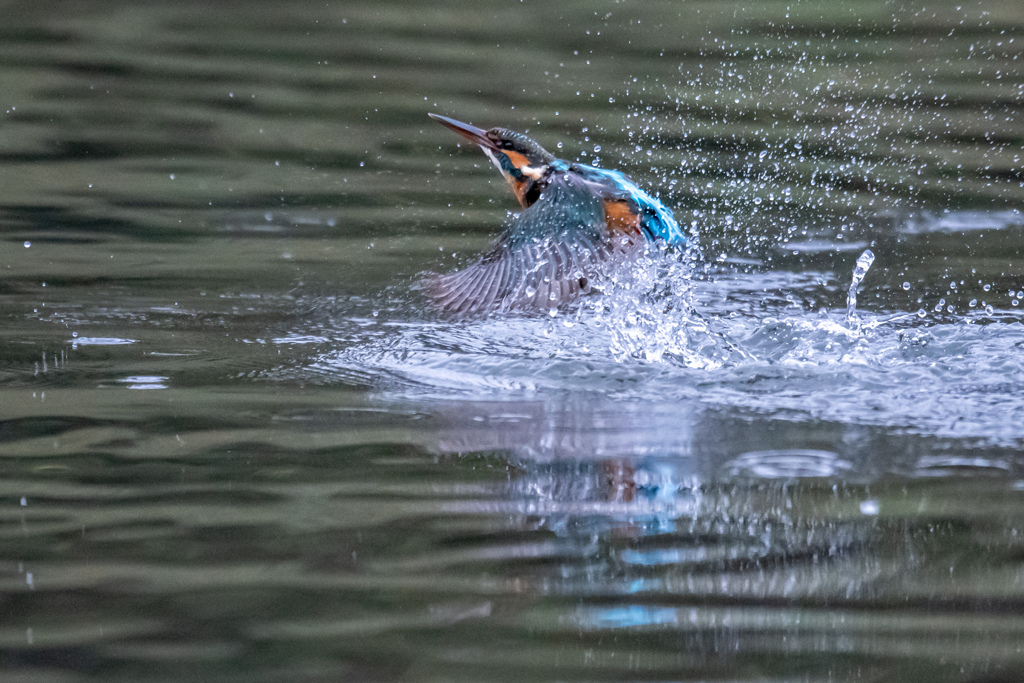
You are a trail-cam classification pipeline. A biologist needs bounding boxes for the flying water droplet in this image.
[845,249,875,326]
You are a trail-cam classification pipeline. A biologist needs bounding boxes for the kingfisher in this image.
[426,113,687,316]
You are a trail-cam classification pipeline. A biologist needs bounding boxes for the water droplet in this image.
[525,286,537,298]
[917,309,927,318]
[902,281,910,290]
[985,305,994,314]
[969,299,978,307]
[846,249,874,325]
[1013,299,1020,307]
[859,500,879,515]
[23,241,30,248]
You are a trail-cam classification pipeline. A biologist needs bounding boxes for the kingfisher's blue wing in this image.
[425,173,642,316]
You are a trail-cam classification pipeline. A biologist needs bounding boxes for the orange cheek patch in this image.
[504,150,529,171]
[500,150,537,207]
[603,200,641,237]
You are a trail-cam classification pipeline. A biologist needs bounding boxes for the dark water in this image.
[3,1,1024,681]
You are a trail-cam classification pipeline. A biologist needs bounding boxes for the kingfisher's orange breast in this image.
[603,199,642,238]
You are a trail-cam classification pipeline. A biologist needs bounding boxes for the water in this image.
[3,1,1024,681]
[845,248,875,325]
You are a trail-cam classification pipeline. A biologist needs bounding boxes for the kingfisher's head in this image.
[429,113,555,208]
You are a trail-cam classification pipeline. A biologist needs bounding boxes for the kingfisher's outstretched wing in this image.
[425,172,642,316]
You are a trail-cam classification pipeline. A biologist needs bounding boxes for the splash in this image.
[845,249,875,327]
[571,245,732,368]
[283,221,1024,448]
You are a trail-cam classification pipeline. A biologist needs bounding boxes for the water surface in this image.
[2,1,1024,680]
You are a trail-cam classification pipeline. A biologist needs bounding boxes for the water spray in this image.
[846,249,875,328]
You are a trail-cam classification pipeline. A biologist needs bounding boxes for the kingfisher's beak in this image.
[429,113,499,151]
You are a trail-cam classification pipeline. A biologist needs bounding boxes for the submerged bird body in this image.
[426,114,686,315]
